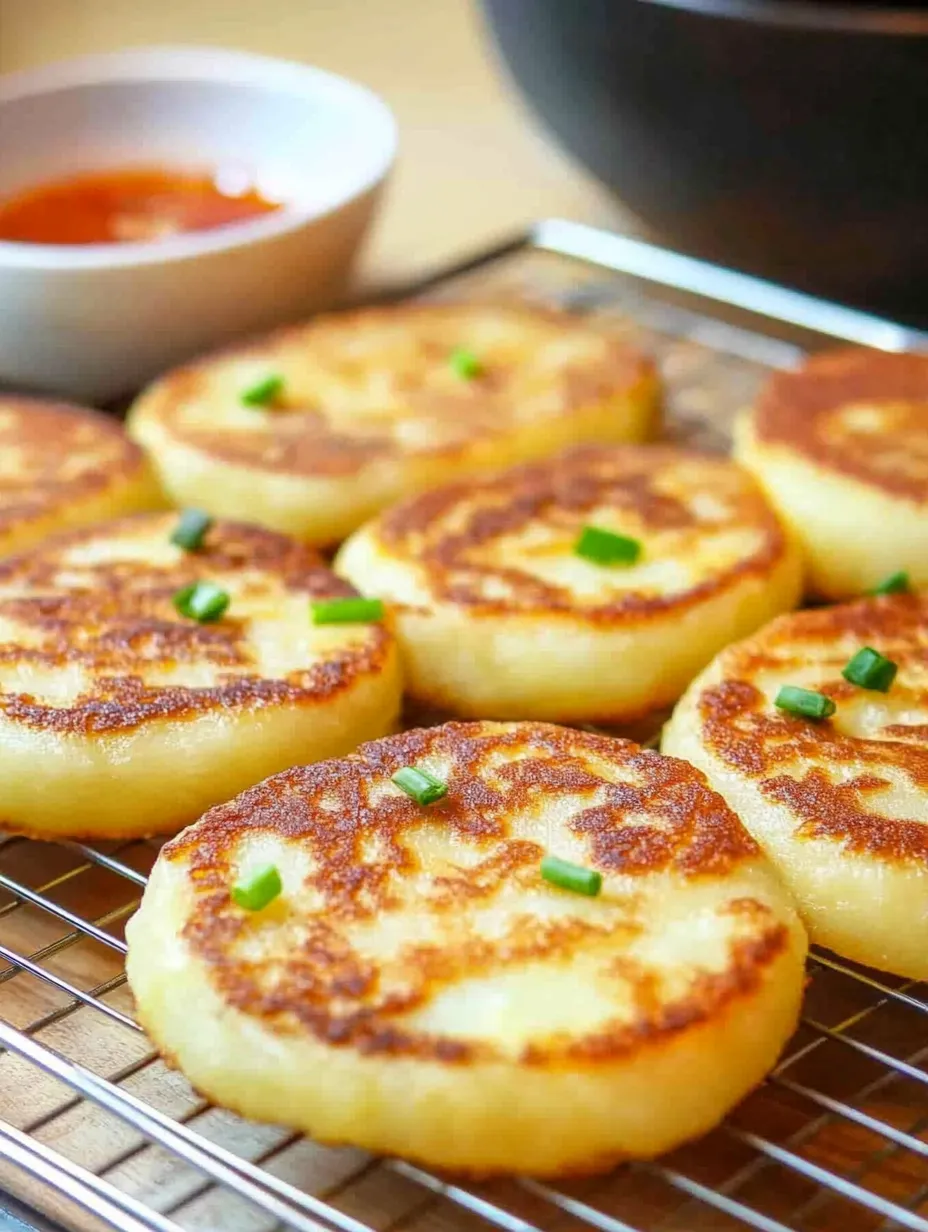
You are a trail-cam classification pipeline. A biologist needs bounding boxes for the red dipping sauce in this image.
[0,167,282,245]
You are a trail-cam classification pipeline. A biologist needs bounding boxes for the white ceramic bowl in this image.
[0,47,397,402]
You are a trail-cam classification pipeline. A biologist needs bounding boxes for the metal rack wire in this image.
[2,222,928,1232]
[2,835,928,1232]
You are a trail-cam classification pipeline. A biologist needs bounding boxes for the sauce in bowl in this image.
[0,167,282,245]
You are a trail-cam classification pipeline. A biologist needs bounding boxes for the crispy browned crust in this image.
[162,721,788,1067]
[132,303,656,478]
[752,348,928,501]
[0,396,149,533]
[0,514,390,735]
[372,444,791,621]
[698,595,928,863]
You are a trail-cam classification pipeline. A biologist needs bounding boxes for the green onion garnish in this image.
[241,373,284,407]
[449,348,482,380]
[391,766,447,806]
[870,570,910,596]
[775,685,836,721]
[173,580,230,623]
[170,508,213,552]
[842,646,897,693]
[311,597,384,625]
[574,525,642,566]
[541,855,602,897]
[231,864,282,912]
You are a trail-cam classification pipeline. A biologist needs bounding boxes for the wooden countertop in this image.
[0,0,641,286]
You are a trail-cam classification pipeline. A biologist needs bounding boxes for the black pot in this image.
[481,0,928,322]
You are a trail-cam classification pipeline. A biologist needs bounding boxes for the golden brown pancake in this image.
[0,396,162,555]
[734,348,928,598]
[0,513,401,839]
[664,594,928,978]
[336,445,803,721]
[126,303,659,545]
[126,720,806,1175]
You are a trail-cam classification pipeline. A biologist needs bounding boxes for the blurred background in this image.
[2,0,926,319]
[0,0,633,288]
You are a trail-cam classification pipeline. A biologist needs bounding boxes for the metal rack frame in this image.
[2,220,927,1232]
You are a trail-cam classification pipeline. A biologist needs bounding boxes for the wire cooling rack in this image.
[2,220,928,1232]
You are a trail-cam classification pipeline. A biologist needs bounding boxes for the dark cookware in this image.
[481,0,928,322]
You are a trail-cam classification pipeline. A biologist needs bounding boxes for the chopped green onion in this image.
[241,373,284,407]
[231,864,282,912]
[392,766,447,806]
[449,348,482,379]
[170,508,213,552]
[775,685,836,721]
[870,570,910,596]
[173,580,230,623]
[574,525,641,566]
[541,855,602,897]
[311,597,384,625]
[842,646,897,692]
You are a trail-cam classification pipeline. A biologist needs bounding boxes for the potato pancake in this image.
[0,513,400,839]
[734,348,928,599]
[664,594,928,979]
[126,720,806,1176]
[336,445,802,722]
[127,303,659,546]
[0,396,162,556]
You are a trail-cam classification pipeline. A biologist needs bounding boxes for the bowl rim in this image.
[636,0,928,34]
[0,45,398,271]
